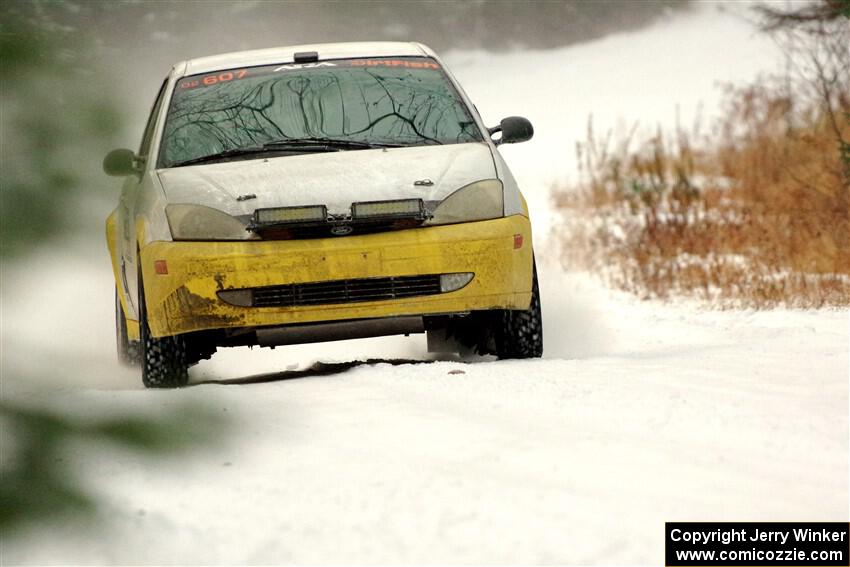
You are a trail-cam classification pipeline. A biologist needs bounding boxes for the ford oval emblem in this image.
[330,225,353,236]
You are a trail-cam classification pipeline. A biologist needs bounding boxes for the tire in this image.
[115,289,141,366]
[494,260,543,359]
[138,273,189,388]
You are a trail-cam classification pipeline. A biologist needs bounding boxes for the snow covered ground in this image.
[4,259,848,565]
[2,2,848,565]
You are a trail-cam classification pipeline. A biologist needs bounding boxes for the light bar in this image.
[254,205,327,226]
[351,198,426,220]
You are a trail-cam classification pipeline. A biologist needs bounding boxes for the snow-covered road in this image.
[4,261,847,564]
[2,3,848,564]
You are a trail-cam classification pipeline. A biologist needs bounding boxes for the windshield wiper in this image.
[170,142,349,168]
[170,146,277,168]
[170,138,404,168]
[262,137,404,150]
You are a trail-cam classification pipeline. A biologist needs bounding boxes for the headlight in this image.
[425,179,504,226]
[165,204,252,240]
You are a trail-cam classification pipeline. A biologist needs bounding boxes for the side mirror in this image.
[103,148,141,176]
[489,116,534,145]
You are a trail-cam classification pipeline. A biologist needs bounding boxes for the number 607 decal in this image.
[179,69,248,90]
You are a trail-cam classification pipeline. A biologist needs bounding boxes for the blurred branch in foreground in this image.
[0,4,227,538]
[0,3,121,258]
[0,401,226,534]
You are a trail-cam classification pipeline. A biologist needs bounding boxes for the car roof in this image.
[175,41,436,77]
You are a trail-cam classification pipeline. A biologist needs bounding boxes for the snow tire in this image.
[495,260,543,359]
[138,274,189,388]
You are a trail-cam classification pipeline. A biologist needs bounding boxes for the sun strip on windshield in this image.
[176,58,443,92]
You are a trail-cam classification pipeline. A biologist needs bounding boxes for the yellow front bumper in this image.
[139,215,533,338]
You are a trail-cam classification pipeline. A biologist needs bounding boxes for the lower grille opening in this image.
[219,274,463,308]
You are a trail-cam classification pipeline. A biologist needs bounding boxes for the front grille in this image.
[251,218,427,240]
[250,275,443,308]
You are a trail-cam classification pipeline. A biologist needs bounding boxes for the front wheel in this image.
[138,273,189,388]
[494,260,543,359]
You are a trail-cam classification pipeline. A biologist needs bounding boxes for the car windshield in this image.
[158,57,483,168]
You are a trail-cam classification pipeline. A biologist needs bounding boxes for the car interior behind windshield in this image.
[159,57,483,168]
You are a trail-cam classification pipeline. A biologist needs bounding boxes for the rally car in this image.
[105,42,542,388]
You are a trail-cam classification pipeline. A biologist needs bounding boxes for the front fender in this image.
[106,209,140,340]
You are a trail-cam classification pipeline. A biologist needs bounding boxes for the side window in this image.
[138,78,169,158]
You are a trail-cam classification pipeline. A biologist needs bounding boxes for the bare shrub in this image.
[553,81,849,308]
[552,1,849,308]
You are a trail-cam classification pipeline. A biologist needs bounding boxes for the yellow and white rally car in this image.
[105,42,542,388]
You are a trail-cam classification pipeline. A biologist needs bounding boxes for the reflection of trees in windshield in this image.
[160,64,481,167]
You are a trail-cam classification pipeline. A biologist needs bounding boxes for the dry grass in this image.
[552,81,850,308]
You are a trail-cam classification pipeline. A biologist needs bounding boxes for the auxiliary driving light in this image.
[439,272,474,293]
[217,288,253,307]
[351,198,427,220]
[253,205,327,226]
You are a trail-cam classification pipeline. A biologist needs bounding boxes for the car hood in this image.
[156,142,497,216]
